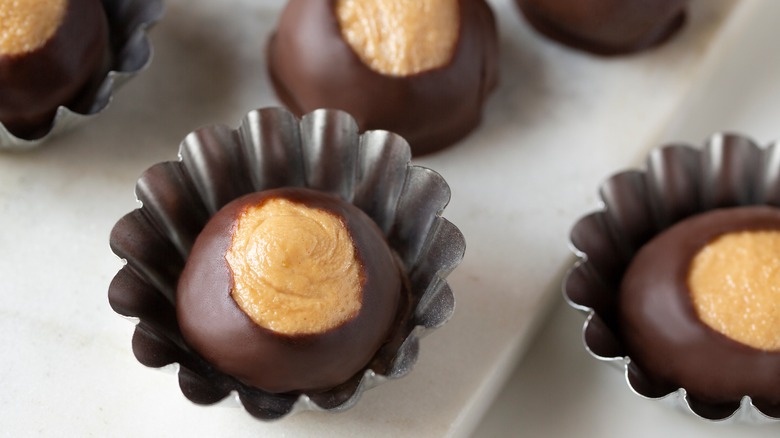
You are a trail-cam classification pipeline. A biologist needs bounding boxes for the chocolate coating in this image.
[0,0,110,139]
[516,0,688,56]
[620,206,780,404]
[177,188,403,393]
[267,0,498,156]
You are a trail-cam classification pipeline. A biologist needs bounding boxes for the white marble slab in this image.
[474,1,780,436]
[0,0,740,436]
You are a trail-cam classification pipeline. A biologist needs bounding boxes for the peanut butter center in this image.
[0,0,67,56]
[226,198,363,335]
[335,0,460,76]
[688,230,780,351]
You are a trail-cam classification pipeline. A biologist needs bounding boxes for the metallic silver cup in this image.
[108,107,464,420]
[566,133,780,423]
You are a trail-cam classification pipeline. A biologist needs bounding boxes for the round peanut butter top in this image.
[336,0,460,76]
[227,197,363,335]
[0,0,67,56]
[689,230,780,351]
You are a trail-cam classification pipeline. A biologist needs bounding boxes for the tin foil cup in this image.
[108,107,464,420]
[0,0,163,149]
[565,133,780,423]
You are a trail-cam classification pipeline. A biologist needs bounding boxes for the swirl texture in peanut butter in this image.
[335,0,460,76]
[227,198,363,335]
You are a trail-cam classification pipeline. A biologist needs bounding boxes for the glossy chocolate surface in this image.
[0,0,110,139]
[177,187,404,393]
[620,206,780,404]
[516,0,688,56]
[267,0,498,156]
